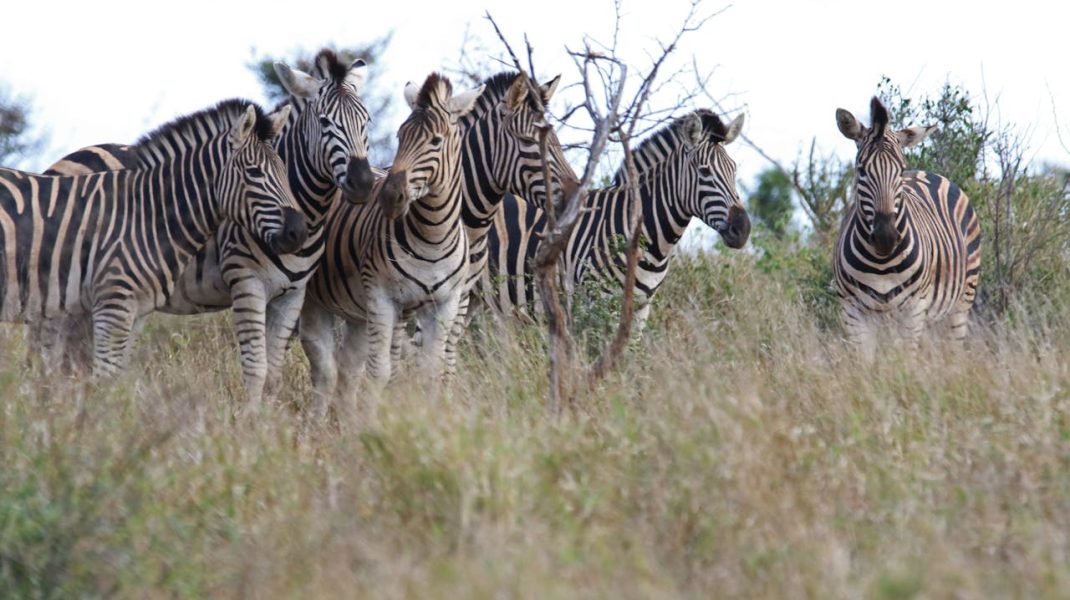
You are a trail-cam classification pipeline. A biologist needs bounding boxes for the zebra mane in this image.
[413,72,453,109]
[313,48,351,84]
[133,99,273,163]
[465,71,547,118]
[612,110,719,184]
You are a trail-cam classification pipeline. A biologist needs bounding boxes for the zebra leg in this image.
[841,304,877,363]
[416,295,462,382]
[228,277,272,408]
[90,302,138,377]
[336,320,369,421]
[31,318,70,376]
[299,300,339,421]
[364,294,398,388]
[262,286,307,402]
[441,292,471,378]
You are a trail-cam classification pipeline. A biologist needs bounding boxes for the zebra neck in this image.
[457,116,506,245]
[405,175,465,246]
[276,116,336,227]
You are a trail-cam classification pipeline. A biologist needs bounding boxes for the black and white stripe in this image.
[483,109,749,328]
[300,73,483,414]
[36,50,372,403]
[833,97,981,355]
[1,99,306,376]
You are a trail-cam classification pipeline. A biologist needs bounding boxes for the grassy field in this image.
[1,250,1069,598]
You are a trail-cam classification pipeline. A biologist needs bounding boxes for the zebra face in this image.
[225,105,309,255]
[276,52,374,205]
[691,112,750,249]
[837,97,936,257]
[493,74,576,209]
[378,74,485,220]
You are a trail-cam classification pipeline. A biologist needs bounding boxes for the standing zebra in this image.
[833,97,981,356]
[483,109,749,329]
[343,71,574,380]
[301,73,483,414]
[35,50,374,403]
[0,99,307,376]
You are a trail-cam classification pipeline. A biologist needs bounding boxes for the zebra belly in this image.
[159,223,323,315]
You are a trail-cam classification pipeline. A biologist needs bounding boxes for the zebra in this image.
[0,99,307,376]
[833,97,981,357]
[35,50,374,403]
[300,73,484,415]
[482,109,750,330]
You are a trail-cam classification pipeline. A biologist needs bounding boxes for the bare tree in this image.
[485,0,727,413]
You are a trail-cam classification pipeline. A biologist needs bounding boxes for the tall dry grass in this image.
[1,250,1068,598]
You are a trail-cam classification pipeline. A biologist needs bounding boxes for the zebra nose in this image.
[342,156,375,204]
[870,212,898,256]
[378,170,410,220]
[722,206,751,249]
[272,208,309,255]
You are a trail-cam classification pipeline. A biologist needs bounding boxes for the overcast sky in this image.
[2,0,1067,197]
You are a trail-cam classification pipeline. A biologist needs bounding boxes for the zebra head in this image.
[837,97,936,257]
[685,110,750,249]
[274,50,374,204]
[487,72,575,208]
[224,104,309,255]
[378,74,485,220]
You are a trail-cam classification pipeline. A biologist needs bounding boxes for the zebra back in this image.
[484,109,750,317]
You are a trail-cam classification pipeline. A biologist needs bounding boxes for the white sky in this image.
[2,0,1067,197]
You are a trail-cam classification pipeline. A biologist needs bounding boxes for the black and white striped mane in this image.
[132,98,272,166]
[611,109,728,185]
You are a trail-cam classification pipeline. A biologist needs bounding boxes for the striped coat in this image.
[34,51,372,403]
[834,97,981,356]
[300,73,483,415]
[484,109,750,329]
[0,100,305,375]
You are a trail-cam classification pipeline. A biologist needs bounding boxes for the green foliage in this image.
[791,140,853,242]
[248,35,397,166]
[876,76,987,185]
[0,84,46,169]
[748,167,794,238]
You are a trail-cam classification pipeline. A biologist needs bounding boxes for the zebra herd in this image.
[0,48,981,413]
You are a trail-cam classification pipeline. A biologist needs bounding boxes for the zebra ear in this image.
[448,84,486,121]
[403,81,420,110]
[345,59,367,94]
[274,62,319,99]
[504,75,530,111]
[267,105,291,140]
[232,104,258,148]
[897,124,936,148]
[683,113,704,146]
[836,108,863,141]
[722,113,745,145]
[539,75,562,102]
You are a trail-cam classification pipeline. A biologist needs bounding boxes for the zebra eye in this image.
[698,166,713,178]
[430,136,444,147]
[318,116,332,128]
[245,167,265,178]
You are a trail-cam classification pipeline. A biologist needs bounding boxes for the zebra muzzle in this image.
[870,213,899,257]
[720,205,751,249]
[341,156,375,204]
[270,208,310,255]
[378,170,411,220]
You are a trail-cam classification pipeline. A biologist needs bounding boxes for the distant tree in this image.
[748,167,794,238]
[248,34,397,166]
[876,77,987,185]
[0,84,46,169]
